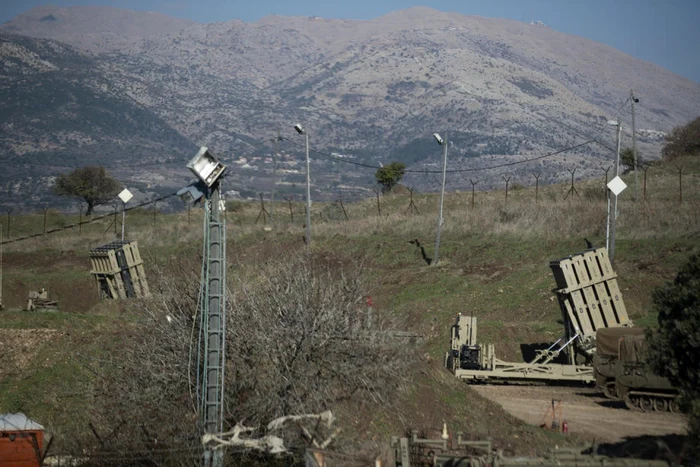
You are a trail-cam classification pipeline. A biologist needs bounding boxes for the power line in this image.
[279,136,596,173]
[0,192,179,245]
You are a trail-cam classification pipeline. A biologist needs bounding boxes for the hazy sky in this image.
[2,0,699,83]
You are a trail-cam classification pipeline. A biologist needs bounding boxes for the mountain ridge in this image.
[1,6,699,207]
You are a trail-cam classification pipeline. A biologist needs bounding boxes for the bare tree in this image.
[77,252,408,465]
[226,253,408,425]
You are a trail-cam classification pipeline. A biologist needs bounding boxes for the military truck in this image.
[594,326,645,398]
[614,334,681,413]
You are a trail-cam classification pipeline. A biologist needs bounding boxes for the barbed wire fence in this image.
[1,128,698,246]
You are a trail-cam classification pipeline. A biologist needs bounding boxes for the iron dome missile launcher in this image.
[446,247,632,384]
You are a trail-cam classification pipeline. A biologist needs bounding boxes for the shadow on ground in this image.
[590,434,690,464]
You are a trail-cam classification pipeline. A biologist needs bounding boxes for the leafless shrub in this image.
[76,257,202,465]
[226,253,409,427]
[76,252,408,464]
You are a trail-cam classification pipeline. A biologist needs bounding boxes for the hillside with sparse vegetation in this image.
[0,150,697,463]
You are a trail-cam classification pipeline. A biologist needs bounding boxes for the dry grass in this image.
[3,155,698,255]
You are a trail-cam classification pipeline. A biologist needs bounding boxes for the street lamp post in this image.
[607,120,623,265]
[295,124,312,255]
[433,132,448,266]
[117,188,133,241]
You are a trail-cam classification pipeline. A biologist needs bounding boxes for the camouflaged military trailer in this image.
[614,334,681,413]
[594,326,644,398]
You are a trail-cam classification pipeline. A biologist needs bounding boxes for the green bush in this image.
[647,254,700,458]
[662,116,700,160]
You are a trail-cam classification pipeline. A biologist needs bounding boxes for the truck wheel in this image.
[653,398,668,412]
[623,394,640,411]
[603,382,617,399]
[670,399,681,413]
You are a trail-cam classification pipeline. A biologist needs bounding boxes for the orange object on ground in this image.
[0,413,44,467]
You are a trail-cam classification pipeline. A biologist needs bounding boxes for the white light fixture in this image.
[187,147,226,187]
[607,120,619,126]
[294,124,305,135]
[177,181,207,204]
[433,133,444,145]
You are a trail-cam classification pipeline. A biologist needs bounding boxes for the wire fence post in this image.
[470,179,478,208]
[153,200,157,227]
[677,165,683,204]
[602,166,611,198]
[641,164,650,201]
[43,207,49,236]
[406,187,419,214]
[532,173,541,204]
[5,209,11,239]
[255,193,270,225]
[113,205,118,235]
[338,194,349,221]
[285,196,294,223]
[502,176,511,208]
[564,168,579,200]
[373,188,381,216]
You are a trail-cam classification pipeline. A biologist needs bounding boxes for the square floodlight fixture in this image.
[607,176,627,196]
[433,133,444,145]
[177,180,207,204]
[187,146,226,187]
[607,120,619,127]
[117,188,133,204]
[294,124,305,135]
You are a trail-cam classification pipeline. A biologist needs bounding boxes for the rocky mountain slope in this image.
[2,6,699,206]
[0,32,196,205]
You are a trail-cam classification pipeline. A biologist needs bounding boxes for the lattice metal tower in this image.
[199,185,226,467]
[180,147,227,467]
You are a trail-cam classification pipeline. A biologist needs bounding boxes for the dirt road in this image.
[471,385,687,443]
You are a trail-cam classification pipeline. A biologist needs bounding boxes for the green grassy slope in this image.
[0,154,698,456]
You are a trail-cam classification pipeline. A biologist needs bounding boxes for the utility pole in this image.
[433,133,448,266]
[631,89,639,201]
[270,129,281,223]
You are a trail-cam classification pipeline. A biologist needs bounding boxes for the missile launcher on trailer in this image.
[446,247,632,385]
